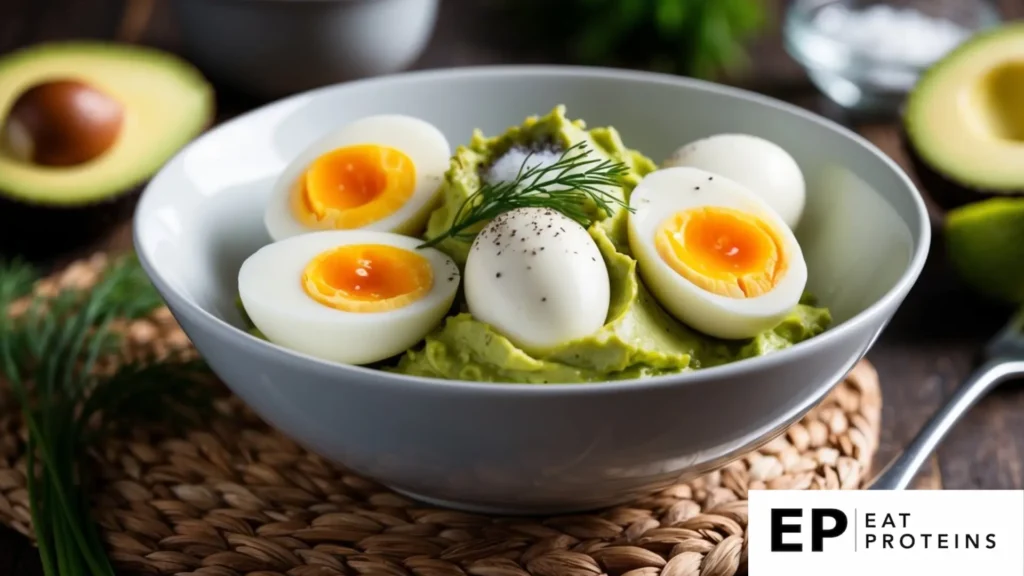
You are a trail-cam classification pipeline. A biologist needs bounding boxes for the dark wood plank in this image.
[854,120,1024,491]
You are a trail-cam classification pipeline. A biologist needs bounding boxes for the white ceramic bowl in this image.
[134,66,930,514]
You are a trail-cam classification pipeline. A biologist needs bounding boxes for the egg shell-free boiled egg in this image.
[464,207,610,354]
[628,167,808,340]
[265,115,451,242]
[663,134,806,229]
[238,230,460,365]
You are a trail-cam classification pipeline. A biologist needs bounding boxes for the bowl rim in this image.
[134,64,931,395]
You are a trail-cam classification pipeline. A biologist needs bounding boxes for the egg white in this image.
[663,134,806,230]
[265,114,451,242]
[627,167,808,340]
[463,207,610,353]
[238,230,460,365]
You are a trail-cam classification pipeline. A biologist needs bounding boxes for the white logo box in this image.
[748,490,1024,575]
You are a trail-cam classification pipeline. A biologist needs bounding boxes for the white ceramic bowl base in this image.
[134,66,929,514]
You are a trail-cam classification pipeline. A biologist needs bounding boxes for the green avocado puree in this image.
[239,106,832,384]
[395,106,831,383]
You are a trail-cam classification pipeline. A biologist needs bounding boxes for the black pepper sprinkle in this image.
[531,250,537,255]
[541,297,547,302]
[695,186,700,190]
[527,266,532,270]
[709,176,713,181]
[496,272,502,278]
[540,247,545,251]
[591,257,596,261]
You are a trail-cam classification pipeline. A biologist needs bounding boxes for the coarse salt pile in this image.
[485,147,563,185]
[814,4,971,67]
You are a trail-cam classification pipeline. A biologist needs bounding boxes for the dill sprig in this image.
[0,254,213,576]
[420,141,632,248]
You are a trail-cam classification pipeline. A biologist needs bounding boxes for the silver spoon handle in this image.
[868,358,1024,491]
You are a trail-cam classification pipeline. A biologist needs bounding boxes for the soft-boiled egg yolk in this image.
[302,243,432,313]
[299,145,417,229]
[238,230,460,366]
[627,167,807,340]
[265,114,451,242]
[663,134,806,230]
[655,207,787,299]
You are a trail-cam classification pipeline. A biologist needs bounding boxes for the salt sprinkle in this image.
[814,4,970,67]
[485,148,562,185]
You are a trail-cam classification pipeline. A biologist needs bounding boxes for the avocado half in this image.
[902,23,1024,212]
[0,42,214,258]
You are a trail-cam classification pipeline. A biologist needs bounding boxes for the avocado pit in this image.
[2,79,124,167]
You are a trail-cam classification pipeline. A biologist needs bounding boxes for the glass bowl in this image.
[784,0,1003,115]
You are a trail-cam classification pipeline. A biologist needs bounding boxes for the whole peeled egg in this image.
[628,167,808,340]
[663,134,806,229]
[238,230,460,365]
[463,207,610,354]
[265,114,451,242]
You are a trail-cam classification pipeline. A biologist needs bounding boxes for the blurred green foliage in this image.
[505,0,769,78]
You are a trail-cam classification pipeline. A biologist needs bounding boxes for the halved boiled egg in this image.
[663,134,806,230]
[238,231,460,365]
[265,115,451,242]
[627,167,808,340]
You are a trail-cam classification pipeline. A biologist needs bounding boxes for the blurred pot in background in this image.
[173,0,439,101]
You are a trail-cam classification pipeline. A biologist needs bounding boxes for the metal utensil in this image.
[869,307,1024,490]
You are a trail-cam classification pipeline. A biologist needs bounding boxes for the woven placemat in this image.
[0,253,883,576]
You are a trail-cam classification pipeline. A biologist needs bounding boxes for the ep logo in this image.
[771,508,849,552]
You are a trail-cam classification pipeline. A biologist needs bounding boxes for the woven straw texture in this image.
[0,253,883,576]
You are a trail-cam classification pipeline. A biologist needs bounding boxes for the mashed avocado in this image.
[238,106,832,383]
[393,106,831,383]
[422,106,656,265]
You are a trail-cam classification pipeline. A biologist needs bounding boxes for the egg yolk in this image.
[295,144,416,229]
[655,207,788,298]
[302,244,433,313]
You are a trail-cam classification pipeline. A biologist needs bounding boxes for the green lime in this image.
[945,197,1024,304]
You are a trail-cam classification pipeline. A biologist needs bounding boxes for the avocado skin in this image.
[899,125,1024,213]
[0,187,138,260]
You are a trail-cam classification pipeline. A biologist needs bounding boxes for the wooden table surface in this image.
[1,0,1023,573]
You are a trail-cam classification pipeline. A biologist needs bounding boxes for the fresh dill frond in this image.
[420,141,632,248]
[0,257,37,304]
[0,254,213,576]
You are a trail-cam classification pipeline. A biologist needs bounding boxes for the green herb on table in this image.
[420,141,631,248]
[499,0,768,79]
[0,254,213,576]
